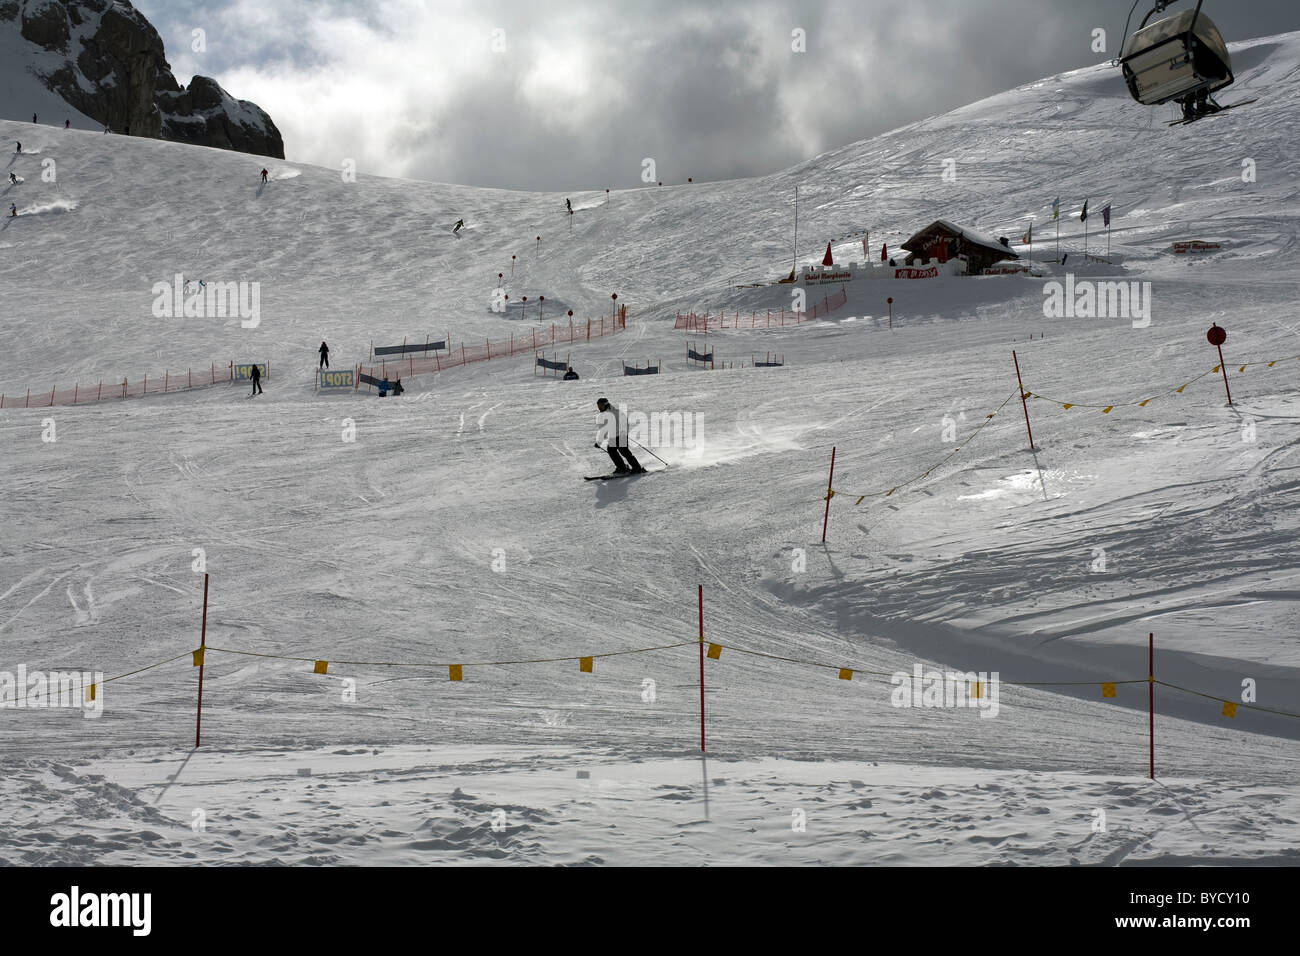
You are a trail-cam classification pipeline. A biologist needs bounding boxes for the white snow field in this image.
[2,33,1299,866]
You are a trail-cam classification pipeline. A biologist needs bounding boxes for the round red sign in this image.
[1207,324,1227,345]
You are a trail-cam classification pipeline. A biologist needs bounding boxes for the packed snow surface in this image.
[1,33,1298,865]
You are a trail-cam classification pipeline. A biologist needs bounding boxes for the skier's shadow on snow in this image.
[256,180,267,198]
[591,479,634,508]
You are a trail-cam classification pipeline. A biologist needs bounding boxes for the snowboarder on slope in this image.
[261,168,269,183]
[563,366,579,380]
[249,363,263,396]
[319,341,330,369]
[594,397,644,474]
[453,219,465,234]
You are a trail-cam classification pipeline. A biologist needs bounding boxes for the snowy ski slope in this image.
[1,33,1298,865]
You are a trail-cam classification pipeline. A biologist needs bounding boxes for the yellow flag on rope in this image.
[707,643,722,660]
[313,660,329,675]
[1102,683,1116,698]
[192,648,205,666]
[580,656,593,673]
[1222,701,1237,718]
[85,683,97,702]
[449,664,463,681]
[838,669,853,681]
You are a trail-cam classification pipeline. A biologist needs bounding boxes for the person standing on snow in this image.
[880,242,887,262]
[249,363,263,396]
[594,397,644,474]
[453,219,465,234]
[319,341,330,369]
[9,203,16,218]
[565,198,572,213]
[14,142,20,154]
[65,119,70,129]
[563,366,579,381]
[261,168,269,183]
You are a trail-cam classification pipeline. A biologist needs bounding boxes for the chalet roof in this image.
[901,219,1019,260]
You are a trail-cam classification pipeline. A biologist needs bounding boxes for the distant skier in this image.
[249,363,263,396]
[453,219,464,234]
[9,203,15,218]
[65,119,70,130]
[8,173,16,185]
[563,366,579,381]
[594,397,644,474]
[880,242,887,261]
[32,114,36,124]
[14,142,19,154]
[261,168,269,183]
[319,341,330,368]
[565,198,572,213]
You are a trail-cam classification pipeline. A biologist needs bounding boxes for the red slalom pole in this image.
[1148,631,1154,780]
[195,573,209,748]
[1012,350,1035,451]
[821,446,836,543]
[698,585,705,752]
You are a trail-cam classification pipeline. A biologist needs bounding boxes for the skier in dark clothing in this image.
[249,364,263,396]
[392,378,404,396]
[261,168,269,183]
[65,119,70,129]
[453,219,465,234]
[9,203,16,218]
[565,198,572,213]
[563,366,579,380]
[319,341,329,368]
[594,397,644,474]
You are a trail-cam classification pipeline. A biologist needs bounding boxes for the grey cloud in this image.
[135,0,1300,190]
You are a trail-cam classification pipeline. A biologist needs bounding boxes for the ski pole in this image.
[630,438,667,465]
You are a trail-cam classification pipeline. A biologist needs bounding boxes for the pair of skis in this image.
[584,468,660,481]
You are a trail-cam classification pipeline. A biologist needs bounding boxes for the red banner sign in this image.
[894,265,939,279]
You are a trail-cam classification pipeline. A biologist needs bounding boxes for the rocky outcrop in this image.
[158,76,282,157]
[5,0,284,158]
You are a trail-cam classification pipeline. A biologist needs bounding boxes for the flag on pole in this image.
[1080,200,1089,223]
[1052,197,1060,220]
[1102,204,1111,227]
[1023,222,1032,244]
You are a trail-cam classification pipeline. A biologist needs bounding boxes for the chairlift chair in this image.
[1118,0,1234,122]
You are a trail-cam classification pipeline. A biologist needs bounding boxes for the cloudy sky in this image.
[136,0,1300,191]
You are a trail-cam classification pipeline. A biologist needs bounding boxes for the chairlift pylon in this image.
[1117,0,1235,123]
